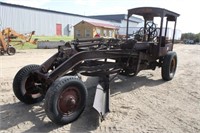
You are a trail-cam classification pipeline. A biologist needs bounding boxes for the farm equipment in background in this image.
[0,28,36,55]
[13,7,179,125]
[0,31,16,55]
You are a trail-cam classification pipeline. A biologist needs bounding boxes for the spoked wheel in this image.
[146,21,157,40]
[146,21,157,33]
[161,51,177,81]
[7,46,16,55]
[13,64,45,104]
[45,76,88,125]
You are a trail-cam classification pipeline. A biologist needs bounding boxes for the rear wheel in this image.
[161,51,177,81]
[0,50,5,55]
[13,64,45,104]
[7,46,16,55]
[45,76,87,125]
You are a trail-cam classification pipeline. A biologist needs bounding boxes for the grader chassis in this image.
[13,7,179,125]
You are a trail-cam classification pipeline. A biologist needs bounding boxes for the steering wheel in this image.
[134,22,158,41]
[134,27,147,41]
[146,21,158,40]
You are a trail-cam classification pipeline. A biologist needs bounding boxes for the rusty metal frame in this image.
[34,36,158,85]
[126,7,180,56]
[32,8,179,120]
[13,7,180,123]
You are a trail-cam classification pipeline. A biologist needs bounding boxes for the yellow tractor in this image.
[0,30,16,55]
[0,28,36,55]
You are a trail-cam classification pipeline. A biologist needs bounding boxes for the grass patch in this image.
[11,36,74,50]
[12,42,37,49]
[32,35,73,41]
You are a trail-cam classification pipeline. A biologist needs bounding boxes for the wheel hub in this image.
[25,75,41,95]
[58,87,80,115]
[65,96,76,108]
[170,58,176,73]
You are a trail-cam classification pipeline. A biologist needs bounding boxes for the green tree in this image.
[194,33,200,42]
[181,32,200,43]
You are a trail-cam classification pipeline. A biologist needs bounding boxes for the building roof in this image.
[74,20,119,29]
[89,14,143,23]
[0,2,143,25]
[89,14,126,23]
[0,2,86,17]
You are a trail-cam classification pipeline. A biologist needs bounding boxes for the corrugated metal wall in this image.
[0,3,119,36]
[0,3,181,39]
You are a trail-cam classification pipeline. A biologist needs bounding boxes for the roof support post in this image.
[159,15,164,46]
[164,19,168,37]
[172,17,177,50]
[126,16,129,40]
[143,19,147,41]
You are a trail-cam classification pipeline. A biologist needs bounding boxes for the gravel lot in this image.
[0,44,200,133]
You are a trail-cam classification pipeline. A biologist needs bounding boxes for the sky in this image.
[1,0,200,33]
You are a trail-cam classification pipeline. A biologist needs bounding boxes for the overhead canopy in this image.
[128,7,180,21]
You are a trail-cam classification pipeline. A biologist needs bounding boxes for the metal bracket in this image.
[93,75,110,120]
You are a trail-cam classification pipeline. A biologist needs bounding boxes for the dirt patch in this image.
[0,44,200,133]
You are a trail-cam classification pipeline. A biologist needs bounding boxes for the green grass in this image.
[11,36,74,50]
[12,42,38,49]
[32,35,73,41]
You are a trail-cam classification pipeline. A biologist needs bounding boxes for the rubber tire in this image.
[0,50,5,55]
[7,46,16,55]
[13,64,45,104]
[44,76,88,125]
[162,51,177,81]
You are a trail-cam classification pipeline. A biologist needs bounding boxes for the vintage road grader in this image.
[13,7,179,125]
[0,28,36,55]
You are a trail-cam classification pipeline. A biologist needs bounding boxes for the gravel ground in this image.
[0,44,200,133]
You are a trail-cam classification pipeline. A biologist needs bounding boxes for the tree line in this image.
[181,33,200,43]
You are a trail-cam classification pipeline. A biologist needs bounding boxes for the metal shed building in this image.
[0,2,121,36]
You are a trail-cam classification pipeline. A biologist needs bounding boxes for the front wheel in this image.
[13,64,45,104]
[7,46,16,55]
[44,76,88,125]
[161,51,177,81]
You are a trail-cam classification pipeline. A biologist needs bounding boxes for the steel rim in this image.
[24,75,42,98]
[58,86,81,116]
[170,57,176,75]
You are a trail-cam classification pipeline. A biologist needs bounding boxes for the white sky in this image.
[1,0,200,33]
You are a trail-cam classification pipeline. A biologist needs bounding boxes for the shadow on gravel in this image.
[0,77,101,133]
[0,75,165,132]
[110,74,165,95]
[70,76,100,132]
[0,102,59,132]
[70,74,165,132]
